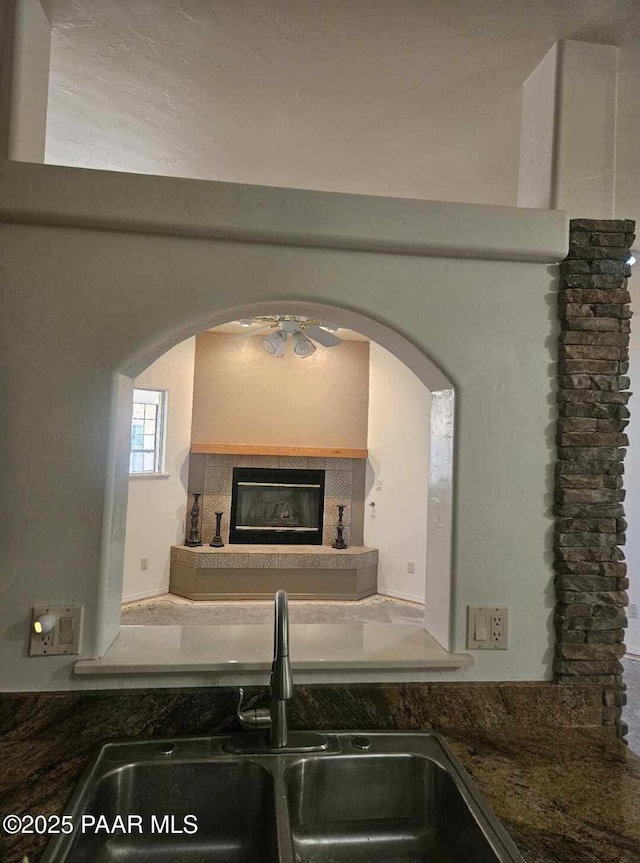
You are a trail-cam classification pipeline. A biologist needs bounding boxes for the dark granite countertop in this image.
[445,727,640,863]
[2,725,640,862]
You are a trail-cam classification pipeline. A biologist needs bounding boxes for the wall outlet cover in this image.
[467,605,509,650]
[630,604,639,620]
[29,606,83,656]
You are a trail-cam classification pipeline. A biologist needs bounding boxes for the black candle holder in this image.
[185,492,202,546]
[332,504,348,549]
[210,511,225,547]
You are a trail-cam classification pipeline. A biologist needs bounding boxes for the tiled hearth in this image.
[195,454,365,546]
[172,545,378,569]
[170,544,378,600]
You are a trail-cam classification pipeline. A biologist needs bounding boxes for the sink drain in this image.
[351,736,371,750]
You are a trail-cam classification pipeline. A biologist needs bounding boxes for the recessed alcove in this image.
[113,304,455,672]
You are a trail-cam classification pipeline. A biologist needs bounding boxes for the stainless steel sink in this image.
[286,752,501,862]
[41,732,524,863]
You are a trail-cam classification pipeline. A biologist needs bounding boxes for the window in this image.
[129,388,166,474]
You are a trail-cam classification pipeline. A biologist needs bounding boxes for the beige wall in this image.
[191,332,369,449]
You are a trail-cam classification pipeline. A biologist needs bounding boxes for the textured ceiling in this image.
[41,0,639,204]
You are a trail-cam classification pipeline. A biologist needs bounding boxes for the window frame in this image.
[129,387,168,477]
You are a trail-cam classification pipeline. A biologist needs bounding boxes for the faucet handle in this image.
[236,687,271,730]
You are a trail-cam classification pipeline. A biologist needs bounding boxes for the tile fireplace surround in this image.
[192,454,366,547]
[180,455,371,599]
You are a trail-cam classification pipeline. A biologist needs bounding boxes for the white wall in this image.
[518,40,619,219]
[517,43,558,210]
[554,41,618,219]
[365,342,430,605]
[9,0,50,162]
[0,165,568,689]
[40,4,640,215]
[615,33,640,224]
[122,338,196,602]
[42,1,533,205]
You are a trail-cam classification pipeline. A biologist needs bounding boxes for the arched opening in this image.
[96,300,455,664]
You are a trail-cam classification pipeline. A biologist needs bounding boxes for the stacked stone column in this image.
[554,218,635,739]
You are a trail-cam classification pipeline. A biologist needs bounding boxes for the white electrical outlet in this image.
[467,606,509,650]
[407,561,416,574]
[491,611,506,643]
[29,606,83,656]
[630,604,639,620]
[141,557,149,570]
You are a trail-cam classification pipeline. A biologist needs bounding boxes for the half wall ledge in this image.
[74,624,473,683]
[0,160,569,263]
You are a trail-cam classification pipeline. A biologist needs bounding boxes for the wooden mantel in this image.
[190,443,369,459]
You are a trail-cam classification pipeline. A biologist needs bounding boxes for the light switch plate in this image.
[467,605,509,650]
[29,605,83,656]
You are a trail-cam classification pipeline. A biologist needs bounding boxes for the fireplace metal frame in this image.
[229,467,325,545]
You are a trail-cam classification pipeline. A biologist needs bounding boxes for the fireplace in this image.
[229,467,325,545]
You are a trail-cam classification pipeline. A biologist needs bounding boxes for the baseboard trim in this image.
[122,587,169,604]
[377,587,424,605]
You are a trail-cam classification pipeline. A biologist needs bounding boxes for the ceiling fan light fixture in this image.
[262,330,287,357]
[292,330,316,358]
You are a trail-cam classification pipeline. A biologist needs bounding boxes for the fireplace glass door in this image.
[229,468,325,544]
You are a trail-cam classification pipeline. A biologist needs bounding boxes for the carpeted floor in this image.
[121,593,425,626]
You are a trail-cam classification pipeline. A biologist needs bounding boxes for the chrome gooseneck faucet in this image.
[236,589,294,748]
[269,589,294,747]
[233,589,328,754]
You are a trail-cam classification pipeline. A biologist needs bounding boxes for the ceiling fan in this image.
[235,316,343,358]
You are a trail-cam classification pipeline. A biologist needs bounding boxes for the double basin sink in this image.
[42,731,524,862]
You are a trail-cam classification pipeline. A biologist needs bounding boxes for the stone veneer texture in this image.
[554,218,635,739]
[198,454,365,547]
